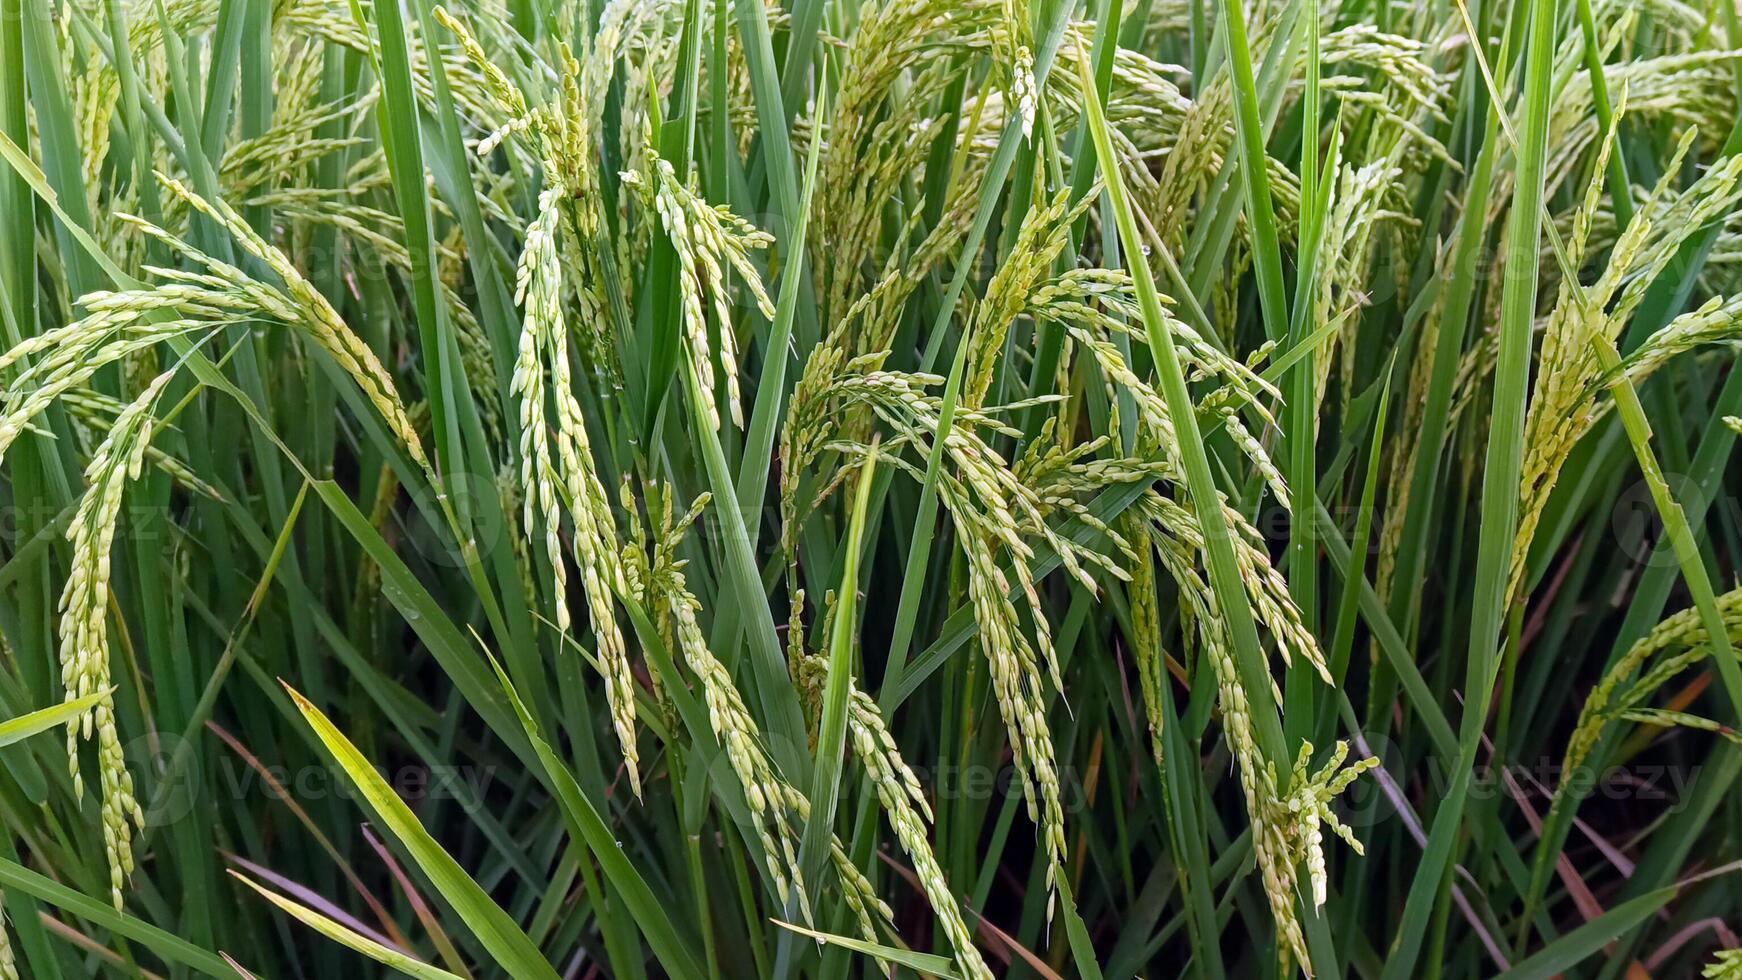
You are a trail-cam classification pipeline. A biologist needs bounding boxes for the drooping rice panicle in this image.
[0,908,14,980]
[58,370,178,909]
[1707,948,1742,979]
[12,1,1742,976]
[152,177,434,472]
[512,187,641,794]
[619,150,775,432]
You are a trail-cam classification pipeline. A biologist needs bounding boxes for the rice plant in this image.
[5,0,1742,975]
